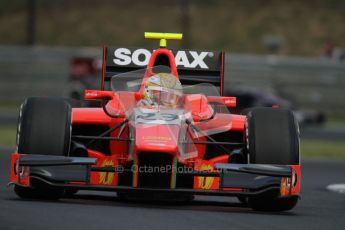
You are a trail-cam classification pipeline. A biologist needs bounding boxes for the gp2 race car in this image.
[10,32,301,212]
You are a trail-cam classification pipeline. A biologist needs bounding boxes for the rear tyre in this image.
[14,97,71,200]
[245,107,300,211]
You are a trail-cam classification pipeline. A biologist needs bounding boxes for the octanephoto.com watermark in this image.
[117,164,195,174]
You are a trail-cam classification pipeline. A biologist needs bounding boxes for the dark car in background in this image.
[69,57,102,100]
[224,87,326,126]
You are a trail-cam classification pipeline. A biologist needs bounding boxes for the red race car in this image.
[10,32,300,211]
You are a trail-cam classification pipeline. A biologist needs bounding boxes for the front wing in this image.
[10,153,300,198]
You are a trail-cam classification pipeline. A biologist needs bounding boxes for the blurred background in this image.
[0,0,344,158]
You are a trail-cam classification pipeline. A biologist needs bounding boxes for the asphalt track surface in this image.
[0,147,344,230]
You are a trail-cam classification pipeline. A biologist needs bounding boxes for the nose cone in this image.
[135,124,179,154]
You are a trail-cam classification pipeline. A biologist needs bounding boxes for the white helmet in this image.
[143,73,182,107]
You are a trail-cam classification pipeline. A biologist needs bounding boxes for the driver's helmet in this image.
[143,73,183,107]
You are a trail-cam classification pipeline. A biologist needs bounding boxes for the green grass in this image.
[327,116,345,127]
[0,101,21,111]
[1,0,345,56]
[301,139,345,160]
[0,127,16,148]
[0,125,344,160]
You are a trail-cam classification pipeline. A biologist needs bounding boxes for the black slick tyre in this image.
[14,97,71,200]
[245,107,300,211]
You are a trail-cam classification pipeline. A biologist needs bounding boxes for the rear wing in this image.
[101,47,225,95]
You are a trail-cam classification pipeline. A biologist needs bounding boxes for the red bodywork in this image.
[10,46,301,198]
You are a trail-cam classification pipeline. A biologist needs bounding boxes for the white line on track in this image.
[327,184,345,194]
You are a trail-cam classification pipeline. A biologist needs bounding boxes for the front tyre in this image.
[14,97,71,200]
[248,194,299,212]
[245,107,300,211]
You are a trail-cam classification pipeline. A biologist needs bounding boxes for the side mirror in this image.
[84,90,115,101]
[207,96,236,107]
[185,94,214,122]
